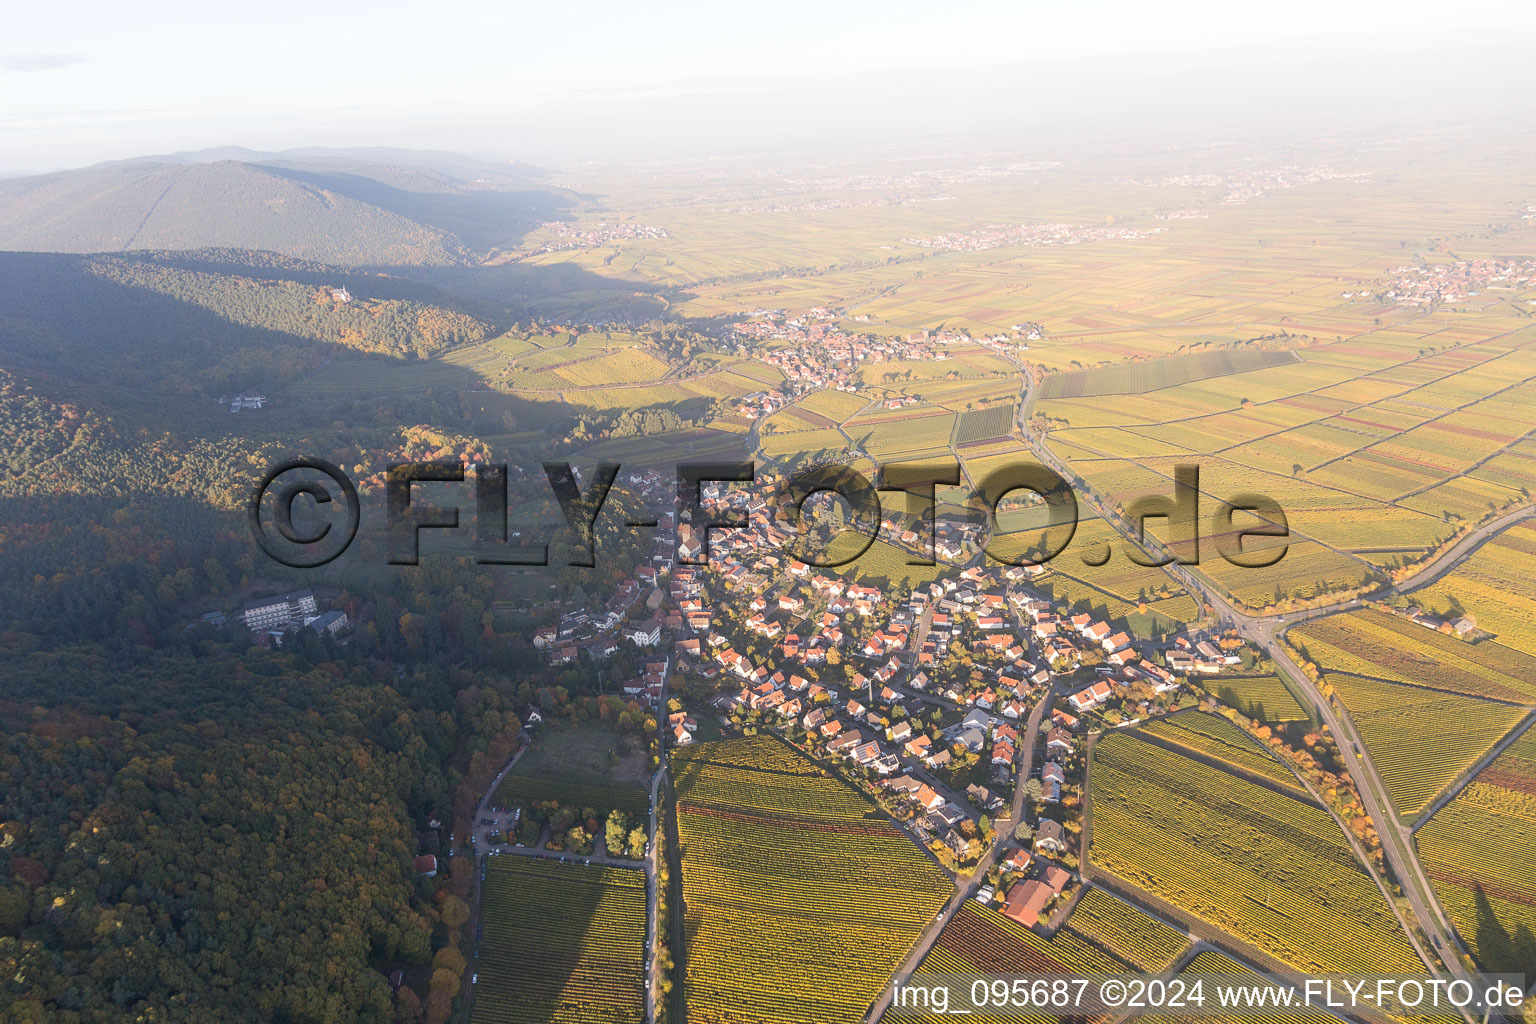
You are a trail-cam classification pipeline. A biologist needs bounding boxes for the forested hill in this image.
[0,636,533,1023]
[0,161,467,266]
[0,250,497,397]
[0,155,575,266]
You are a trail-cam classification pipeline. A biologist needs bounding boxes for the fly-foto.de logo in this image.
[249,458,1291,571]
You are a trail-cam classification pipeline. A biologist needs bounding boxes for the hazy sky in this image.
[7,0,1536,171]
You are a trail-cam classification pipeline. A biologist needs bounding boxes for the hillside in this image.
[0,156,575,266]
[0,249,497,398]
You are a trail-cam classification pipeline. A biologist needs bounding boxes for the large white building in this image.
[241,589,317,632]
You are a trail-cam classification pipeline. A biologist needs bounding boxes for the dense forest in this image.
[0,232,677,1021]
[0,251,496,401]
[0,469,655,1024]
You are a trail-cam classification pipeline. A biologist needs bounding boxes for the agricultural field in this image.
[794,389,870,422]
[1290,607,1536,705]
[843,407,957,459]
[1138,951,1334,1024]
[1197,674,1311,724]
[1037,323,1536,606]
[953,402,1016,445]
[671,737,950,1024]
[1322,672,1528,820]
[1058,888,1193,973]
[1089,731,1424,974]
[1057,455,1385,609]
[471,858,645,1024]
[1135,712,1306,794]
[1415,726,1536,975]
[888,896,1189,1024]
[988,515,1199,639]
[491,775,649,819]
[833,537,947,591]
[1038,348,1301,399]
[758,426,850,461]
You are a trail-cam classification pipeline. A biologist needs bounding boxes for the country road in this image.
[645,766,665,1024]
[1026,431,1472,984]
[866,685,1058,1023]
[1006,358,1536,1008]
[461,739,660,1024]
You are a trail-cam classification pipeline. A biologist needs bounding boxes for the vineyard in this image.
[1323,672,1527,819]
[1055,889,1191,973]
[1137,951,1335,1024]
[1416,726,1536,974]
[672,737,950,1024]
[492,775,650,818]
[1135,713,1306,795]
[888,895,1189,1024]
[1035,330,1536,611]
[1089,732,1423,974]
[1199,674,1311,723]
[1037,349,1300,399]
[953,403,1016,445]
[471,858,645,1024]
[1414,519,1536,654]
[1290,607,1536,704]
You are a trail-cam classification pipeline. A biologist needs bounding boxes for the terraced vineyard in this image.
[1324,672,1528,819]
[672,737,950,1024]
[1200,674,1311,723]
[1089,732,1423,974]
[888,896,1189,1024]
[1416,726,1536,974]
[1291,607,1536,704]
[471,858,645,1024]
[1136,713,1305,794]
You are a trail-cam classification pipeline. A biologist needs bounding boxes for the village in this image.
[727,307,1035,422]
[528,461,1261,933]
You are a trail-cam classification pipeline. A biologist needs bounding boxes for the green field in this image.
[510,722,651,789]
[471,858,645,1024]
[492,775,649,818]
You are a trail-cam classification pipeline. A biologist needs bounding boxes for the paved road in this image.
[462,741,660,1024]
[866,686,1058,1024]
[1411,710,1536,832]
[1019,422,1531,1001]
[645,766,665,1024]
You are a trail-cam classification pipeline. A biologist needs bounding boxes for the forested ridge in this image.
[0,161,472,267]
[0,251,497,401]
[0,231,669,1022]
[0,436,655,1023]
